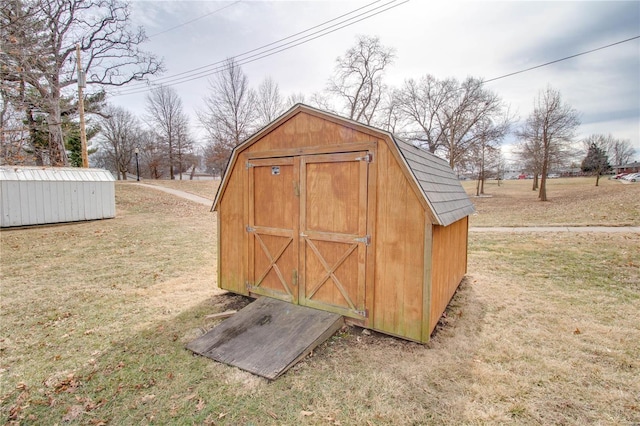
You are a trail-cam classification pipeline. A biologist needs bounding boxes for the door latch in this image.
[355,153,373,163]
[354,235,371,246]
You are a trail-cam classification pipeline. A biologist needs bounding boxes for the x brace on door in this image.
[248,229,294,298]
[303,237,359,311]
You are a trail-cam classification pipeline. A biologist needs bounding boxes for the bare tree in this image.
[377,88,403,134]
[95,105,140,179]
[439,78,510,171]
[327,35,394,125]
[470,117,510,195]
[396,75,454,153]
[137,129,166,179]
[198,58,256,175]
[285,92,306,108]
[145,86,189,180]
[174,118,194,180]
[1,0,162,166]
[517,86,580,201]
[0,85,30,164]
[604,135,635,166]
[515,132,544,191]
[255,77,285,127]
[308,92,334,111]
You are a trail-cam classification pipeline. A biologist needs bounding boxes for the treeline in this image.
[1,1,635,197]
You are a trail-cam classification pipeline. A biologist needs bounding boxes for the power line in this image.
[483,35,640,84]
[111,0,407,96]
[127,0,384,90]
[115,0,393,92]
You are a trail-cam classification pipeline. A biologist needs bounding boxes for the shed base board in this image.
[186,297,344,380]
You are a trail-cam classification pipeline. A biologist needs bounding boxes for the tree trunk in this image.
[168,135,175,180]
[539,161,549,201]
[595,171,600,187]
[532,174,538,191]
[47,100,68,167]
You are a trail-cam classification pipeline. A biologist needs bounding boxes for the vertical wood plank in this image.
[421,221,433,343]
[429,217,468,332]
[298,156,308,303]
[247,154,254,290]
[364,144,378,327]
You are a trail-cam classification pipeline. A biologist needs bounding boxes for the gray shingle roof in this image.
[394,139,475,226]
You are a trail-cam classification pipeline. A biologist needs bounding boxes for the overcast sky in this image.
[109,0,640,161]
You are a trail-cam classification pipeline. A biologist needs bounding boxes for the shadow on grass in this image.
[2,282,487,425]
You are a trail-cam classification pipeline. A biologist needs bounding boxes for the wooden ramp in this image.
[186,297,344,380]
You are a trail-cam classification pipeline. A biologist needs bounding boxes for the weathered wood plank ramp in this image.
[186,297,344,380]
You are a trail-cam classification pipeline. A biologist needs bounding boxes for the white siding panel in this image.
[0,167,115,227]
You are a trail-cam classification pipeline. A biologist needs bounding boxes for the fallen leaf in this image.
[267,410,278,419]
[573,328,581,335]
[196,399,205,411]
[140,394,156,404]
[301,410,314,417]
[62,405,84,422]
[218,412,227,419]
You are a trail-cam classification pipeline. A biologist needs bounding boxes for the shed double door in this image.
[247,152,370,319]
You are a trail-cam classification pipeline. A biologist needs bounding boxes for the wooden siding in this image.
[245,111,375,154]
[216,106,471,343]
[372,140,426,342]
[218,111,378,296]
[429,216,469,333]
[218,157,247,295]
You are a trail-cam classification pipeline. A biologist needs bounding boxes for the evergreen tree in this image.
[581,142,610,186]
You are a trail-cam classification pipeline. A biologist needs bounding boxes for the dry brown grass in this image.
[140,178,219,201]
[463,177,640,227]
[1,180,639,424]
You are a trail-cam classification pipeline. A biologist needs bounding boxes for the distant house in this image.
[613,161,640,174]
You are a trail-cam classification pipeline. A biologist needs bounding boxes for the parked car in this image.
[613,173,628,179]
[621,172,640,182]
[547,173,560,179]
[624,173,640,182]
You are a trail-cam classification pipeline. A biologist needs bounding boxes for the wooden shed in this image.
[212,104,475,343]
[0,166,115,228]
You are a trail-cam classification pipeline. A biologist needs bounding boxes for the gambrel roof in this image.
[213,104,474,227]
[395,139,476,226]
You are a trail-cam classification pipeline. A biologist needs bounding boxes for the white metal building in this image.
[0,166,116,228]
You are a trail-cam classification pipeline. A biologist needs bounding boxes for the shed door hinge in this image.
[355,153,373,163]
[355,309,368,317]
[354,235,371,246]
[246,161,254,169]
[246,225,255,233]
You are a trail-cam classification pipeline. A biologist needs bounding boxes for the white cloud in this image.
[111,0,639,155]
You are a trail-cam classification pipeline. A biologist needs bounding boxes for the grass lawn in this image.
[1,179,639,424]
[462,177,640,227]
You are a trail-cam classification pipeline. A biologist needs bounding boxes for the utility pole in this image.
[76,44,89,168]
